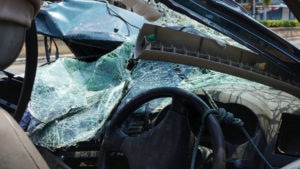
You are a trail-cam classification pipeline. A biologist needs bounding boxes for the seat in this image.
[0,108,49,169]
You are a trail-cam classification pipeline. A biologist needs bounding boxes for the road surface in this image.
[289,38,300,48]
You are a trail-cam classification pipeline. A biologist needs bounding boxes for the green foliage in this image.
[263,0,271,6]
[259,20,300,27]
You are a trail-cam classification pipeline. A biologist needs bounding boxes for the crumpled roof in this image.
[36,0,144,42]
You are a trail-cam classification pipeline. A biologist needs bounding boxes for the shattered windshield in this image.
[28,1,269,150]
[29,41,264,150]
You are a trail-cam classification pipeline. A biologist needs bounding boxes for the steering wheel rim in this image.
[98,87,225,169]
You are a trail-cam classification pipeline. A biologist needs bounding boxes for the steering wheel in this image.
[98,87,225,169]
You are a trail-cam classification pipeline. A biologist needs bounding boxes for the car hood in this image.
[151,0,300,97]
